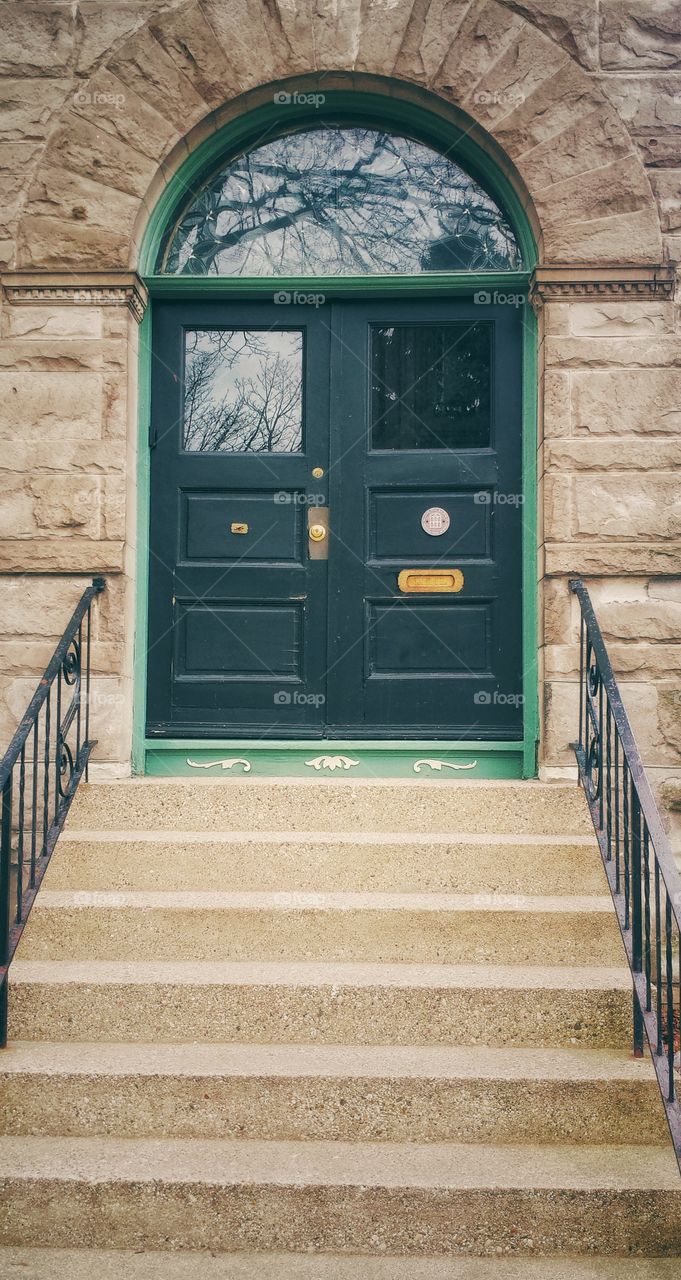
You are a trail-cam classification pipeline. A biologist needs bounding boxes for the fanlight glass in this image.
[160,127,522,276]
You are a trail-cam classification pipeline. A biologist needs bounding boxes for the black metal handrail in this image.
[570,578,681,1168]
[0,576,105,1046]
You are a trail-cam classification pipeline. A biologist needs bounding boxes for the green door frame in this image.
[132,90,539,780]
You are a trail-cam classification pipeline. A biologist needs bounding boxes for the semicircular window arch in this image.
[159,126,522,276]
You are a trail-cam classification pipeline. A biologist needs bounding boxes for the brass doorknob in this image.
[309,523,326,542]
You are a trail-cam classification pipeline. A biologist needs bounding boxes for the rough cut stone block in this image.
[519,108,636,189]
[0,372,102,440]
[601,2,681,70]
[70,70,177,161]
[17,217,130,271]
[543,473,573,541]
[503,0,599,69]
[2,307,103,340]
[546,438,681,472]
[460,23,567,131]
[272,0,318,70]
[46,112,158,200]
[356,0,428,75]
[76,2,161,75]
[543,206,662,263]
[545,542,681,575]
[534,156,656,228]
[107,27,209,132]
[0,539,125,574]
[492,61,607,159]
[650,169,681,232]
[0,79,71,143]
[573,474,681,540]
[636,134,681,168]
[545,335,681,369]
[567,302,674,337]
[434,0,526,105]
[24,166,139,234]
[0,3,75,75]
[394,0,471,83]
[603,74,681,129]
[0,476,101,540]
[570,368,681,434]
[149,3,248,107]
[200,0,293,82]
[542,370,571,437]
[0,576,98,637]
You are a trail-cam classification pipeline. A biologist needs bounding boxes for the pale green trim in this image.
[144,738,522,752]
[521,306,539,779]
[144,743,523,779]
[131,308,152,776]
[144,272,531,299]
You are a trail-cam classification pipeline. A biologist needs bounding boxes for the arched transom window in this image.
[159,126,522,276]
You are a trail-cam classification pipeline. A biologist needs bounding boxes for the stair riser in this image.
[46,840,606,896]
[4,1075,666,1145]
[2,1182,680,1255]
[9,982,632,1048]
[67,783,592,836]
[18,906,624,967]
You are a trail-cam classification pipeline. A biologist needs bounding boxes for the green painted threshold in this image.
[142,740,524,779]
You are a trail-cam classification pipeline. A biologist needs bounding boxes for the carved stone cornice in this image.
[530,264,676,310]
[1,271,148,322]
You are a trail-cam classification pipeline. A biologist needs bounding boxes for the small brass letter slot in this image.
[398,568,464,594]
[231,522,248,535]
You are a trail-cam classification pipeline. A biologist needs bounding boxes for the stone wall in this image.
[0,0,679,785]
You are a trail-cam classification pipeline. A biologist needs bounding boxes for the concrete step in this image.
[66,779,592,836]
[2,1253,681,1280]
[1,1043,666,1145]
[8,961,633,1047]
[16,890,624,967]
[0,1137,679,1254]
[45,830,606,895]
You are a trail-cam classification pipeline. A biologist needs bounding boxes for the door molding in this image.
[132,90,539,778]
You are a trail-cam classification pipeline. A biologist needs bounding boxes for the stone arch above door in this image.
[13,0,662,271]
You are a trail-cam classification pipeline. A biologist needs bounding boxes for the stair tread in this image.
[0,1253,679,1280]
[59,830,597,845]
[0,1042,656,1082]
[33,890,615,913]
[0,1136,677,1189]
[10,959,633,988]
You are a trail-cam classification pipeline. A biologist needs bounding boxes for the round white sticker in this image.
[421,507,450,536]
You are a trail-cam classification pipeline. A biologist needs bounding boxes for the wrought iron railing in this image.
[0,576,105,1046]
[570,578,681,1168]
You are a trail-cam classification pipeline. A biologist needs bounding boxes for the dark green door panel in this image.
[147,302,331,737]
[325,298,523,738]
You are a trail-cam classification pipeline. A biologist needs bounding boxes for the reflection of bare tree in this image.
[183,330,303,453]
[164,129,521,276]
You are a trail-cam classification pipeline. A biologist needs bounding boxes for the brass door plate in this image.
[231,522,248,534]
[398,568,464,593]
[308,506,329,560]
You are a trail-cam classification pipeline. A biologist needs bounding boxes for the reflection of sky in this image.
[167,128,520,276]
[188,330,302,407]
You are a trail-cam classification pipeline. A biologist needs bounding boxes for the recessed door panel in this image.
[182,491,303,564]
[370,490,490,562]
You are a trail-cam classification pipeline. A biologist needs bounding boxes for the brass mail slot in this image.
[398,568,464,594]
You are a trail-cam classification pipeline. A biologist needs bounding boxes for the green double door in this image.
[147,296,523,740]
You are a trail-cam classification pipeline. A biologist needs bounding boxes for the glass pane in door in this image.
[183,329,304,452]
[370,322,491,450]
